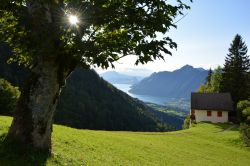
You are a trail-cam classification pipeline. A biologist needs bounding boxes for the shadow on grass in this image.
[213,123,239,132]
[199,122,239,132]
[0,134,50,166]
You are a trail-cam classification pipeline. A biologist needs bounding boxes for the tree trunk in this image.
[6,0,68,153]
[6,0,75,153]
[8,59,60,153]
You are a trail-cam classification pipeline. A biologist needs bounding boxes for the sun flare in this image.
[68,15,79,25]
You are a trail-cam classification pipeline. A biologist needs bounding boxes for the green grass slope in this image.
[0,116,250,166]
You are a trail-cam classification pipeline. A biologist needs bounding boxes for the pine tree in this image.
[206,68,213,86]
[220,34,250,106]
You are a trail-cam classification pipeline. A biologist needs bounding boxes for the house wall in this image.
[194,110,228,123]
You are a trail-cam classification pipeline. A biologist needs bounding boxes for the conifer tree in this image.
[220,34,250,106]
[206,68,213,86]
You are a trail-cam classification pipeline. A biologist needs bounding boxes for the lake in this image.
[113,83,190,107]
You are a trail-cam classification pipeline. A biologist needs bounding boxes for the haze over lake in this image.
[113,83,189,106]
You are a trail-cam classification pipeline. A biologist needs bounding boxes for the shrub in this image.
[237,100,250,123]
[182,113,191,129]
[240,123,250,147]
[0,78,20,115]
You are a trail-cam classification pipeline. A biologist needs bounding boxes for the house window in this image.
[217,111,222,117]
[207,111,211,117]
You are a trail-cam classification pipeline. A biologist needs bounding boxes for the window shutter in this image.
[217,111,222,117]
[207,111,212,116]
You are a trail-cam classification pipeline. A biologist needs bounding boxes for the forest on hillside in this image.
[0,43,182,131]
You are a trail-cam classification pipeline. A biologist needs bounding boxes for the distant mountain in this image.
[100,71,143,84]
[129,65,208,99]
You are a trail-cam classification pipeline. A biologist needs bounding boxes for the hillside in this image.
[1,116,250,166]
[100,71,143,84]
[0,44,180,131]
[55,69,174,131]
[129,65,208,99]
[146,102,187,129]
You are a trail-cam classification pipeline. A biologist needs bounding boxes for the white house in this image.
[190,93,234,123]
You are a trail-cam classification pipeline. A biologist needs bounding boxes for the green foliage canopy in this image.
[0,0,191,69]
[210,66,223,92]
[238,100,250,147]
[237,100,250,124]
[197,66,223,93]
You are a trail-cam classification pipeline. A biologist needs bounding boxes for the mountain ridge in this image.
[129,65,208,99]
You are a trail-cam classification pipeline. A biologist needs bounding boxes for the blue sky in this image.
[96,0,250,76]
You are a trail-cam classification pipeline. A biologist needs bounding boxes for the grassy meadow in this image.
[0,116,250,166]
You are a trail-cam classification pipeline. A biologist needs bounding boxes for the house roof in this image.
[191,93,234,111]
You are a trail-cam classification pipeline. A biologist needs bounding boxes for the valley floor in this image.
[0,116,250,166]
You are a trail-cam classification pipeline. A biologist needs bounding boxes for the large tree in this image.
[220,34,250,106]
[0,0,190,152]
